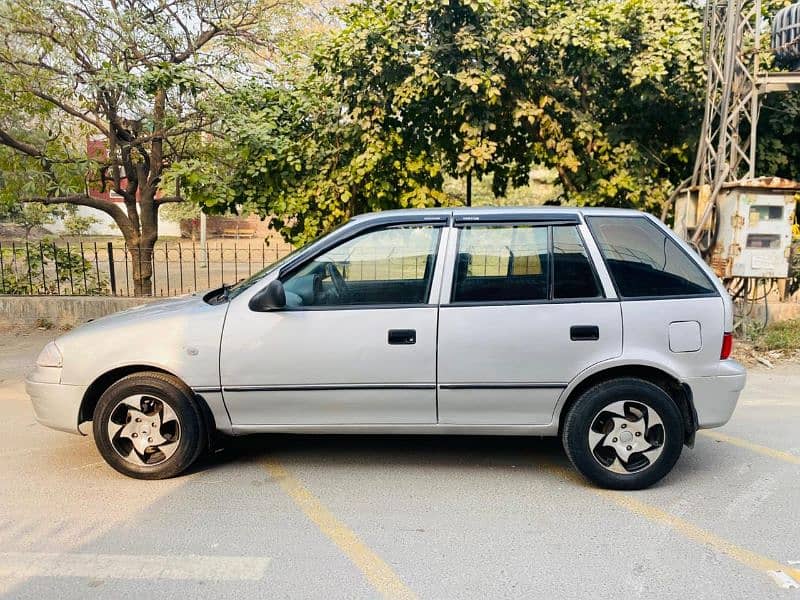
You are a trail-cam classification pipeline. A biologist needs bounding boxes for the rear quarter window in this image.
[586,216,717,298]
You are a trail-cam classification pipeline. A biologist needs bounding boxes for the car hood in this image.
[81,293,207,329]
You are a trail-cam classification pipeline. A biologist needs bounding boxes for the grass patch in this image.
[753,319,800,351]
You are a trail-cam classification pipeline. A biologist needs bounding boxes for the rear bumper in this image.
[26,368,86,435]
[686,360,747,429]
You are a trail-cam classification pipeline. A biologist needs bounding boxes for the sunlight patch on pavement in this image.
[0,551,270,581]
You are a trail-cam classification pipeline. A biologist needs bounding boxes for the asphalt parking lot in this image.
[1,329,799,599]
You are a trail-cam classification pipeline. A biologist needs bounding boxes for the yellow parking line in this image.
[545,465,800,587]
[698,430,800,465]
[264,459,417,600]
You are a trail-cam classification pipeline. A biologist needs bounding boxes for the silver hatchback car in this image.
[27,208,746,489]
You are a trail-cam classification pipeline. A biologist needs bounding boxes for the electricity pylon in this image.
[688,0,800,249]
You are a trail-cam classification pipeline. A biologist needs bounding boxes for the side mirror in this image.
[248,279,286,311]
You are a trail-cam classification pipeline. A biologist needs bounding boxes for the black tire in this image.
[561,378,684,490]
[93,372,207,480]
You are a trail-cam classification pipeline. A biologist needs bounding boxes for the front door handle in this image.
[570,325,599,341]
[388,329,416,345]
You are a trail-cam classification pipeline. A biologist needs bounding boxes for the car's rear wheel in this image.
[561,378,684,490]
[93,372,207,479]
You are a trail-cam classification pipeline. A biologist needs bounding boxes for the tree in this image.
[174,77,451,247]
[0,0,286,294]
[184,0,706,246]
[757,94,800,181]
[325,0,705,213]
[63,212,100,239]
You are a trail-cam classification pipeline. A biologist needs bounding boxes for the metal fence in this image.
[0,240,293,297]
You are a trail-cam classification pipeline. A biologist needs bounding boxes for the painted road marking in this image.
[545,465,800,589]
[768,570,800,589]
[0,552,270,581]
[698,430,800,465]
[264,458,417,600]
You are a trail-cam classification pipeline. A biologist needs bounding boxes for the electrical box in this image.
[674,178,799,279]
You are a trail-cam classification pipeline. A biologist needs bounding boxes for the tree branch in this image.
[27,90,109,136]
[0,128,44,159]
[21,194,133,237]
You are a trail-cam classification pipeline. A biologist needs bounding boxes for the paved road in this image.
[1,330,798,599]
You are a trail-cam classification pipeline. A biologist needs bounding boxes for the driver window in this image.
[282,225,441,307]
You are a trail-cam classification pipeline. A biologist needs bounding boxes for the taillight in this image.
[720,332,733,359]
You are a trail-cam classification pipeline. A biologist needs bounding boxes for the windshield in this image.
[225,246,302,299]
[226,225,348,299]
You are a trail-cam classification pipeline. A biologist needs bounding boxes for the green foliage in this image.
[757,92,800,181]
[753,319,800,352]
[0,200,65,237]
[173,82,451,246]
[442,169,561,206]
[0,241,107,295]
[157,201,203,224]
[62,213,99,238]
[319,0,706,214]
[179,0,706,245]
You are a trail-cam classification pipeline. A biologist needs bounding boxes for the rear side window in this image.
[452,225,550,302]
[587,216,717,298]
[553,226,602,299]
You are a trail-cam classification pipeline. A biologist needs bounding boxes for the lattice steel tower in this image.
[688,0,800,248]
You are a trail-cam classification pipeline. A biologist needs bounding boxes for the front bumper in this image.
[26,366,87,435]
[685,360,747,429]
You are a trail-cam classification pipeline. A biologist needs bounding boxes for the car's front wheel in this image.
[561,378,684,490]
[93,372,207,479]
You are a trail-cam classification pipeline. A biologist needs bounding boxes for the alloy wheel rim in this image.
[588,400,665,474]
[107,394,181,467]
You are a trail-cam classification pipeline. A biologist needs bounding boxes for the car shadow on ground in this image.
[199,433,568,471]
[185,432,710,489]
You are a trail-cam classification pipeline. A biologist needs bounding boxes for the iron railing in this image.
[0,240,293,297]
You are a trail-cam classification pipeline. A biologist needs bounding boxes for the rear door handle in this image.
[388,329,416,345]
[570,325,599,341]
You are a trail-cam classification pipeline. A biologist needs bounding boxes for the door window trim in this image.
[442,221,609,307]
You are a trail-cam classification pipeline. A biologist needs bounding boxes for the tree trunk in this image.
[128,241,155,297]
[125,181,160,297]
[466,171,472,207]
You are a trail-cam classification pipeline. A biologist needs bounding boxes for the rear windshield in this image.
[586,216,717,299]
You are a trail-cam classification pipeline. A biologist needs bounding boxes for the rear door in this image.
[585,215,725,380]
[436,215,622,425]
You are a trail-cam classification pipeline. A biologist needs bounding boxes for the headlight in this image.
[36,341,63,368]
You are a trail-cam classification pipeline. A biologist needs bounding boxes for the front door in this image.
[436,219,622,425]
[220,223,444,425]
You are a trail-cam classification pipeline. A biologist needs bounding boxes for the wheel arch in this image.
[557,363,698,447]
[79,366,217,443]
